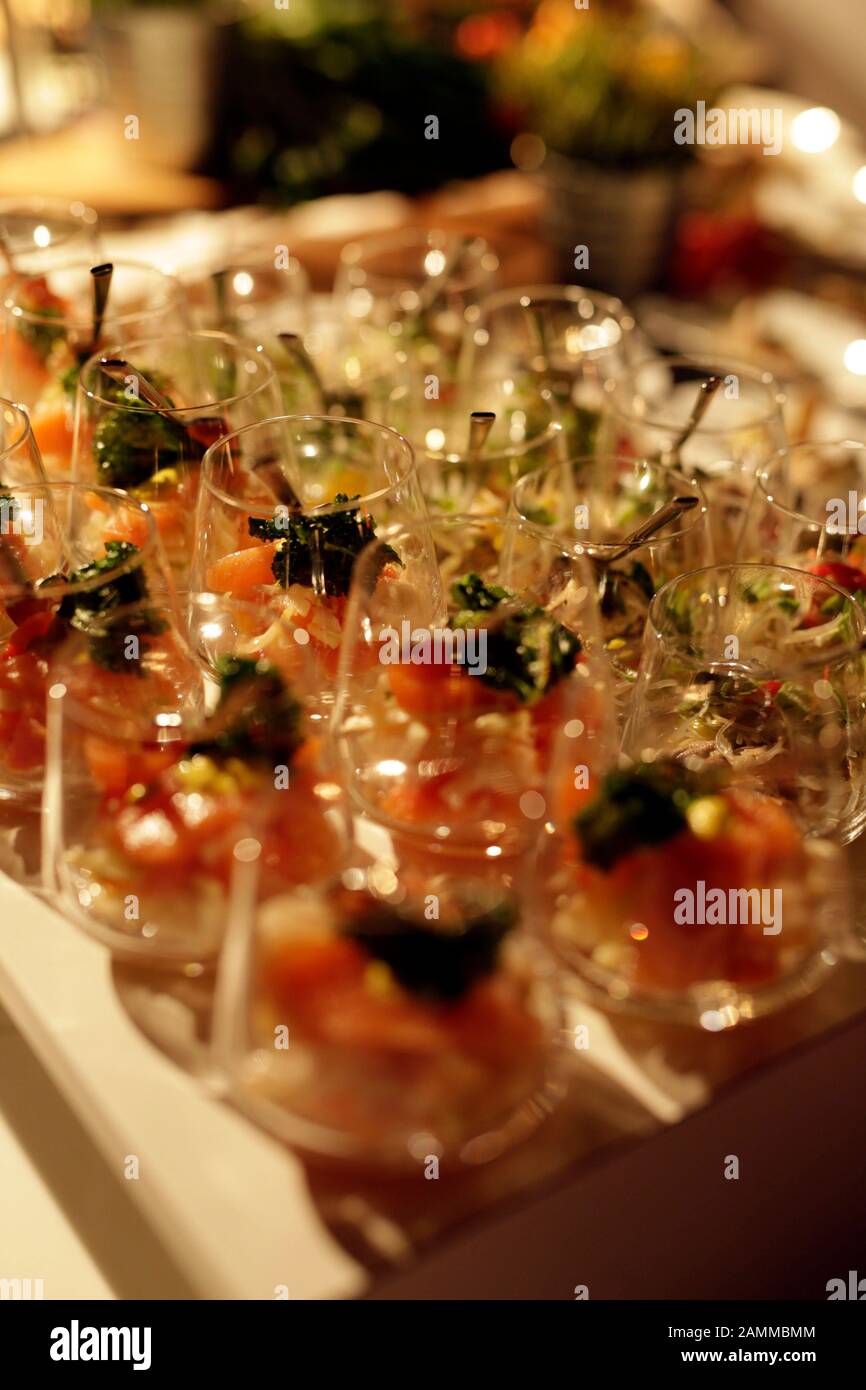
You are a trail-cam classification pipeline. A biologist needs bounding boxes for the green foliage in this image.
[251,494,398,598]
[92,404,187,490]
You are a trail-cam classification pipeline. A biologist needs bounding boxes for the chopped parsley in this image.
[449,571,582,704]
[339,891,517,1002]
[574,763,711,872]
[190,655,304,766]
[248,493,398,598]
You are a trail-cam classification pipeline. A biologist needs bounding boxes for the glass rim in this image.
[470,281,635,339]
[511,453,710,550]
[757,438,866,530]
[199,413,417,519]
[3,257,185,331]
[604,353,786,435]
[0,197,98,254]
[647,561,864,658]
[0,480,160,598]
[338,227,496,289]
[77,330,279,414]
[0,398,36,460]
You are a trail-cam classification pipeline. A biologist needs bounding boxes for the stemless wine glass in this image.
[182,256,310,338]
[0,400,47,486]
[73,331,282,587]
[459,284,636,456]
[332,514,615,874]
[192,415,424,718]
[263,308,412,424]
[212,856,565,1170]
[408,379,567,516]
[335,229,498,382]
[0,198,100,278]
[43,602,343,964]
[624,563,866,843]
[533,754,847,1029]
[598,354,787,561]
[510,454,711,706]
[2,259,188,474]
[0,481,178,807]
[739,439,866,585]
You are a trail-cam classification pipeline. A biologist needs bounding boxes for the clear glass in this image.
[510,454,711,703]
[0,399,48,487]
[459,284,636,456]
[183,256,310,338]
[261,306,411,424]
[212,861,565,1170]
[0,198,99,276]
[332,514,616,870]
[73,332,283,586]
[739,440,866,591]
[598,354,787,561]
[394,376,567,516]
[0,481,180,803]
[192,415,424,718]
[623,563,866,843]
[2,259,188,473]
[334,229,498,383]
[44,600,343,964]
[534,757,846,1029]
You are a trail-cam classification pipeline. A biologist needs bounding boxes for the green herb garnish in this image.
[574,762,709,872]
[190,655,304,765]
[92,405,188,490]
[249,493,398,598]
[450,570,581,704]
[340,892,517,1002]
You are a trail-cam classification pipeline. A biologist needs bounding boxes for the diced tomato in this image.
[102,507,151,551]
[3,610,59,657]
[387,656,512,718]
[4,711,45,770]
[206,541,279,596]
[265,935,366,1003]
[808,560,866,593]
[31,399,74,464]
[83,735,179,796]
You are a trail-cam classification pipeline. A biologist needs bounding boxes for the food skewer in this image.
[88,263,114,356]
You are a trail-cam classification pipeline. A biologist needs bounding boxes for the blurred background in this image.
[2,0,866,405]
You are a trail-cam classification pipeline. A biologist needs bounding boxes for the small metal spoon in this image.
[663,374,723,465]
[89,263,113,354]
[597,495,699,565]
[467,410,495,461]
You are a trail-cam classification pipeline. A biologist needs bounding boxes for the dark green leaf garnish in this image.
[574,762,711,872]
[338,890,517,1002]
[450,570,581,704]
[92,405,189,490]
[190,655,304,765]
[55,541,163,671]
[252,493,399,598]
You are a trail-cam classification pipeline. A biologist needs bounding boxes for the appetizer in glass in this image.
[510,454,710,704]
[2,260,187,473]
[73,331,282,585]
[739,440,866,597]
[45,636,341,963]
[458,284,635,455]
[216,869,563,1168]
[598,355,786,561]
[335,229,498,383]
[193,414,425,717]
[624,564,866,843]
[332,515,615,871]
[0,481,178,802]
[539,758,845,1027]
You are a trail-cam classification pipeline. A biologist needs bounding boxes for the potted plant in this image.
[92,0,233,172]
[499,0,715,297]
